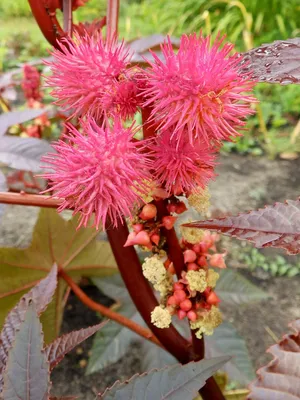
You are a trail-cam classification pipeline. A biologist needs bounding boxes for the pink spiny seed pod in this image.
[139,204,157,220]
[206,291,221,305]
[162,216,177,230]
[175,202,187,214]
[167,295,178,306]
[184,249,197,263]
[209,253,226,269]
[197,255,208,267]
[173,282,184,291]
[133,223,144,233]
[177,309,187,320]
[187,310,198,321]
[150,233,160,246]
[187,262,198,271]
[135,230,151,246]
[174,289,187,303]
[179,299,192,311]
[124,232,137,247]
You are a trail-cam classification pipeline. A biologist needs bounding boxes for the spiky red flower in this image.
[148,128,216,195]
[143,34,256,145]
[41,118,149,229]
[46,34,138,119]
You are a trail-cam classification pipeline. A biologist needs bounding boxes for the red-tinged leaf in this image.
[45,322,107,370]
[185,199,300,255]
[0,109,47,136]
[0,208,117,346]
[0,265,57,391]
[0,136,54,172]
[98,356,230,400]
[241,38,300,84]
[49,397,78,400]
[2,302,51,400]
[248,319,300,400]
[129,34,180,64]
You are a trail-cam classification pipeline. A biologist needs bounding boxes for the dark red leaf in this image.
[45,322,106,370]
[184,199,300,255]
[248,319,300,400]
[49,397,78,400]
[241,38,300,84]
[0,265,57,390]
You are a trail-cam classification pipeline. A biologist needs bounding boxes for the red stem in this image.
[106,0,120,42]
[106,220,194,364]
[63,0,73,36]
[0,192,62,208]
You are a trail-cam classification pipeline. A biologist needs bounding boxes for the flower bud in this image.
[139,204,157,220]
[175,201,187,214]
[173,282,184,291]
[187,310,197,321]
[209,253,226,269]
[184,249,197,263]
[124,232,137,247]
[206,291,221,305]
[187,262,198,271]
[177,309,187,320]
[133,223,144,233]
[174,289,187,302]
[168,262,176,275]
[167,295,178,306]
[167,203,177,214]
[162,216,177,230]
[135,230,151,246]
[179,299,192,311]
[150,233,160,246]
[197,255,208,267]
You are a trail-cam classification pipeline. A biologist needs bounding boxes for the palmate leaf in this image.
[216,269,269,305]
[0,109,47,137]
[241,37,300,84]
[0,265,57,392]
[99,356,230,400]
[0,208,117,344]
[45,322,106,371]
[185,199,300,255]
[2,302,51,400]
[248,319,300,400]
[0,171,7,221]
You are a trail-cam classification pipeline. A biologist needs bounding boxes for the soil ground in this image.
[0,154,299,399]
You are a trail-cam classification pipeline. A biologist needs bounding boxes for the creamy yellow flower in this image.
[186,270,207,292]
[188,187,210,214]
[190,306,222,338]
[207,269,220,288]
[142,255,166,285]
[151,306,172,329]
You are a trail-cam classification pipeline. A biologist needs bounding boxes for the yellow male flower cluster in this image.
[207,269,220,288]
[186,270,207,292]
[188,187,211,214]
[190,306,222,338]
[151,305,172,329]
[154,272,173,297]
[180,226,205,244]
[142,255,166,285]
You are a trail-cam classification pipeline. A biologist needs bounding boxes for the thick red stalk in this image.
[106,0,120,42]
[28,0,64,48]
[63,0,73,35]
[106,220,194,364]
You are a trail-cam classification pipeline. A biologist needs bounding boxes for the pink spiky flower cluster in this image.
[42,32,256,228]
[42,119,149,229]
[46,34,139,120]
[142,34,256,145]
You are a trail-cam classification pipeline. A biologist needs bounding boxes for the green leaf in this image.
[140,339,177,372]
[216,269,269,305]
[99,356,230,400]
[205,322,255,385]
[2,302,50,400]
[0,208,118,343]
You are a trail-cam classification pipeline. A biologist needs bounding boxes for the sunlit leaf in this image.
[99,356,230,400]
[0,109,47,136]
[248,319,300,399]
[0,208,117,344]
[185,199,300,254]
[2,302,50,400]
